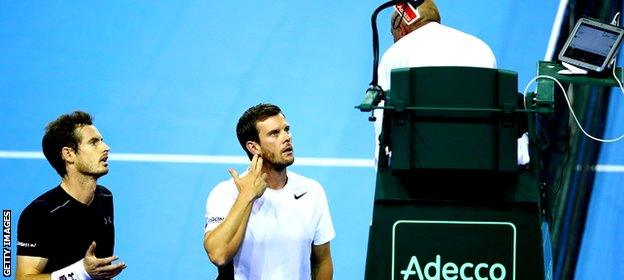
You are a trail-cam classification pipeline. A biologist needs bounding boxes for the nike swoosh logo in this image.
[294,192,307,200]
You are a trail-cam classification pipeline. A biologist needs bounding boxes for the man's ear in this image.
[245,141,260,156]
[399,24,410,38]
[61,147,75,164]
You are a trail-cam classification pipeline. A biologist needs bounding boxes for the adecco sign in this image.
[391,220,516,280]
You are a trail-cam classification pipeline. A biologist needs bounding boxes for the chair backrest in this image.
[383,66,519,172]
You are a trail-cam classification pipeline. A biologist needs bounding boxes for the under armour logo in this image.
[103,216,112,225]
[57,272,76,280]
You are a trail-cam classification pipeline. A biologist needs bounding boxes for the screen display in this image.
[563,23,620,66]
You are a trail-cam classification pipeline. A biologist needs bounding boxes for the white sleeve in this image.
[373,101,384,167]
[375,51,392,166]
[312,183,335,245]
[377,53,391,91]
[204,180,237,233]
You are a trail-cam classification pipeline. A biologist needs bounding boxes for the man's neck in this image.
[409,20,435,33]
[263,167,288,190]
[60,172,97,205]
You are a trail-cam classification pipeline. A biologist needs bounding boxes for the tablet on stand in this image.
[558,17,624,75]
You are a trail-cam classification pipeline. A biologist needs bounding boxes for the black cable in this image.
[370,0,401,87]
[369,0,423,87]
[550,143,571,199]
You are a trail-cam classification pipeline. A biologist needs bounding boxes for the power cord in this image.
[540,12,622,202]
[550,143,571,200]
[522,70,624,143]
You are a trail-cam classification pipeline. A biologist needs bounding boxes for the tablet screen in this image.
[563,24,619,66]
[558,18,624,72]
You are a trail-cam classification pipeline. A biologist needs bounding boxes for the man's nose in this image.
[102,141,111,152]
[283,131,292,142]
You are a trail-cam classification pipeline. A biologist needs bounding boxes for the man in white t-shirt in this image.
[376,0,496,92]
[203,103,335,280]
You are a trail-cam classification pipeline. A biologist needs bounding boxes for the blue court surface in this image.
[2,1,623,279]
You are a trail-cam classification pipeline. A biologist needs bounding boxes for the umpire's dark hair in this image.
[236,103,283,159]
[42,111,93,177]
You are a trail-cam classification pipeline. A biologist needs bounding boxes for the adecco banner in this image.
[391,220,516,280]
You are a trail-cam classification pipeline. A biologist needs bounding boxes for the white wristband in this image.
[51,258,92,280]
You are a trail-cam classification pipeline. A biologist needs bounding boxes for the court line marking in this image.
[0,150,375,168]
[591,165,624,173]
[544,0,569,60]
[3,151,624,171]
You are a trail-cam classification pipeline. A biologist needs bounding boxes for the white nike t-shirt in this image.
[204,170,335,280]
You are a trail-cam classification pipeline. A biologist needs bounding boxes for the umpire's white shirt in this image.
[374,22,497,165]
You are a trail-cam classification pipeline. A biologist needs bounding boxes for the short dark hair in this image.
[236,103,283,159]
[42,111,93,177]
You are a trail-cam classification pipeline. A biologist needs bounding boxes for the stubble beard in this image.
[272,158,294,171]
[91,169,109,179]
[76,161,109,179]
[263,152,294,171]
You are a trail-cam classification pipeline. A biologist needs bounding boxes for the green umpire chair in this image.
[364,67,546,280]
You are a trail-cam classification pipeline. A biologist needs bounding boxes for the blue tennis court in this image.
[2,1,623,279]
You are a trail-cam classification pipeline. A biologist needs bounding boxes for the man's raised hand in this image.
[229,154,267,200]
[83,241,127,279]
